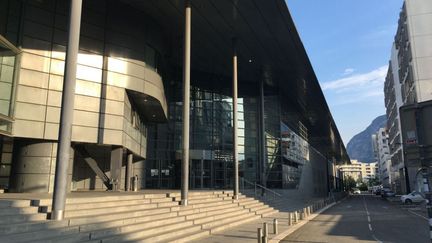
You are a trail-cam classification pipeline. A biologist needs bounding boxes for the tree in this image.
[367,176,380,187]
[343,175,356,191]
[358,182,368,191]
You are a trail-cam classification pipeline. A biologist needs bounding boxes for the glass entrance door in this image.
[191,159,211,189]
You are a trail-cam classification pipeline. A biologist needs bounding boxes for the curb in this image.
[269,197,346,243]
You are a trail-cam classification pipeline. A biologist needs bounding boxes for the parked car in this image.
[381,188,396,198]
[401,191,426,204]
[353,188,361,194]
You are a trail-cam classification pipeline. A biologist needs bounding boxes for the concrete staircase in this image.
[0,191,278,242]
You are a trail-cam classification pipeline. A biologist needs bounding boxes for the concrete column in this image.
[126,153,133,191]
[10,139,73,193]
[181,0,192,206]
[110,147,123,191]
[232,38,239,200]
[259,79,266,187]
[51,0,83,221]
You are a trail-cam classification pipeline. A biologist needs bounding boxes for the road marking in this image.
[346,205,352,208]
[408,209,428,220]
[363,196,383,243]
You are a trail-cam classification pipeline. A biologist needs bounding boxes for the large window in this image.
[0,35,19,135]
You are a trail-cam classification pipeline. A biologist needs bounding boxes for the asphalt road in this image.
[281,194,429,243]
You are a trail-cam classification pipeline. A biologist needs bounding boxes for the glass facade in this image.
[145,78,318,190]
[145,84,256,189]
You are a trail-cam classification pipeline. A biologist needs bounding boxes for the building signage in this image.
[405,130,417,144]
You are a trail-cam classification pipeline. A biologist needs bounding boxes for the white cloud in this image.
[320,65,389,106]
[322,65,388,91]
[342,68,355,76]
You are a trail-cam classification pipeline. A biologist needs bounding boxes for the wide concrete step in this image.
[149,197,175,203]
[193,208,250,225]
[177,200,235,216]
[0,225,79,243]
[68,207,172,226]
[185,203,240,220]
[247,204,270,213]
[0,206,39,216]
[40,199,152,212]
[79,212,179,233]
[0,220,69,235]
[173,194,215,201]
[238,198,262,206]
[34,194,147,206]
[124,225,204,243]
[166,230,210,243]
[0,200,32,208]
[202,211,258,232]
[257,207,279,217]
[210,213,261,234]
[64,202,158,218]
[100,221,198,242]
[89,215,186,240]
[241,201,265,208]
[32,231,94,243]
[168,191,229,198]
[143,193,170,199]
[0,213,47,224]
[187,197,228,205]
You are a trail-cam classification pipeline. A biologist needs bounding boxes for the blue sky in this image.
[286,0,403,144]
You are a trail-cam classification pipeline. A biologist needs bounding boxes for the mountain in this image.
[346,115,387,163]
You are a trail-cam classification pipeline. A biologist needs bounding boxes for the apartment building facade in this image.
[372,128,392,187]
[384,0,432,193]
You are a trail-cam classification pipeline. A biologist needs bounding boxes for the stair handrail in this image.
[240,177,282,200]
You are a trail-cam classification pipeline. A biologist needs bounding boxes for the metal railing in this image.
[240,177,282,201]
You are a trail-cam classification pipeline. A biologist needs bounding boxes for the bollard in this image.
[273,219,278,234]
[263,222,268,243]
[263,222,268,236]
[299,210,304,220]
[132,175,138,192]
[294,211,298,223]
[288,212,292,226]
[257,228,263,243]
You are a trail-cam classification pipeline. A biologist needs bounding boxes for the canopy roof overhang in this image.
[119,0,349,163]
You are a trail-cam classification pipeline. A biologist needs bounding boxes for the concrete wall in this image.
[11,0,167,156]
[9,139,73,192]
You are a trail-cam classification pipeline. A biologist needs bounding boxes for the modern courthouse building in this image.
[0,0,348,218]
[384,0,432,194]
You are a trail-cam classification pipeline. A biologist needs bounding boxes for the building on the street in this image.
[337,160,377,184]
[372,128,391,187]
[384,43,406,194]
[384,0,432,193]
[361,161,378,183]
[0,0,349,219]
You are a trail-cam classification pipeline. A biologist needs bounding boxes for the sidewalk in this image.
[191,196,340,243]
